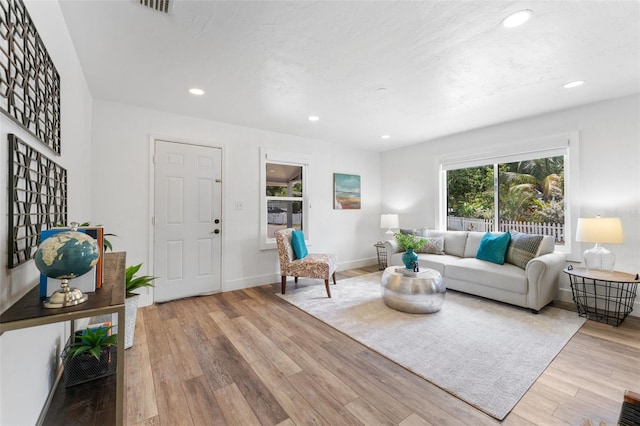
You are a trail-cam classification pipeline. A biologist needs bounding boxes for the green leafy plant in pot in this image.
[64,325,117,386]
[124,263,157,349]
[394,232,426,269]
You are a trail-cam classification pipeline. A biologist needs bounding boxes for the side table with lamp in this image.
[568,216,638,326]
[377,214,399,270]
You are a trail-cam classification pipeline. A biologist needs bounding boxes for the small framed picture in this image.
[333,173,361,209]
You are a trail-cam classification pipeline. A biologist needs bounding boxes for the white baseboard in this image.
[224,272,279,292]
[222,258,379,293]
[337,257,379,271]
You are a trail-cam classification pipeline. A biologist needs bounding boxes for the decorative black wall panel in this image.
[0,0,61,154]
[8,134,67,268]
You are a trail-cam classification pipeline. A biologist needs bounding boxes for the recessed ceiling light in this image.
[563,80,584,89]
[502,10,532,28]
[381,135,391,139]
[189,88,205,95]
[308,116,320,121]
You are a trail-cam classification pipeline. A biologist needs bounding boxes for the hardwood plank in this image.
[209,311,265,364]
[213,383,262,426]
[153,378,193,425]
[345,396,396,426]
[399,413,435,426]
[230,316,302,376]
[164,318,204,381]
[212,330,289,425]
[181,375,227,426]
[263,326,360,405]
[289,333,413,423]
[126,310,159,424]
[142,305,172,359]
[249,358,331,425]
[286,371,364,425]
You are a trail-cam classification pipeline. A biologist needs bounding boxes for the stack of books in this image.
[394,267,429,277]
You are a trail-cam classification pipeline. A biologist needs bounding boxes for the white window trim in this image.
[260,148,310,250]
[436,132,580,260]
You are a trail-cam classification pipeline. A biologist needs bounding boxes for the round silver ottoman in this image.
[381,266,446,314]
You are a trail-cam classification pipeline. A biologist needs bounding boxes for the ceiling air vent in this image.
[139,0,169,14]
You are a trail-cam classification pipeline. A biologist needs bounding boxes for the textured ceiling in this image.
[58,0,640,152]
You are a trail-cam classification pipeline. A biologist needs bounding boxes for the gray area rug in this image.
[277,272,586,420]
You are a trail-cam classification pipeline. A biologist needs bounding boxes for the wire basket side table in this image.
[564,267,639,326]
[374,242,387,270]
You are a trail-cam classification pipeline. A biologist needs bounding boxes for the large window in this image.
[260,149,309,249]
[439,134,578,254]
[446,156,565,243]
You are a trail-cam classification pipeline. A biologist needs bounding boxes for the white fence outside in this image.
[447,216,564,243]
[268,212,302,225]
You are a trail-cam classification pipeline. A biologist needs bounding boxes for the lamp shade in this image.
[380,214,399,230]
[575,217,624,244]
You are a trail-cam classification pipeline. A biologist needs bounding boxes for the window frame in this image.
[436,133,580,259]
[260,148,310,250]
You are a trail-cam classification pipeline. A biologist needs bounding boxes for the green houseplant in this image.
[394,232,426,251]
[394,232,426,269]
[126,263,157,297]
[63,325,118,386]
[124,263,157,349]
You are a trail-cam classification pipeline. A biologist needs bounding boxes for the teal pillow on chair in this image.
[476,232,511,265]
[291,230,308,259]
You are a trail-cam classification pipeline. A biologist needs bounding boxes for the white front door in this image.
[153,140,222,302]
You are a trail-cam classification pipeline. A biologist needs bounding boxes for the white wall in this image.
[381,94,640,313]
[0,1,94,424]
[90,100,382,306]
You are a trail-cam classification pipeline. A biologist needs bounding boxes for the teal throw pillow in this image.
[291,230,308,259]
[476,232,511,265]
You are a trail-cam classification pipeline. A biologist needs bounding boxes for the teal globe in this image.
[34,231,100,279]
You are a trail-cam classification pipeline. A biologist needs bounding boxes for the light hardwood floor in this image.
[125,266,640,425]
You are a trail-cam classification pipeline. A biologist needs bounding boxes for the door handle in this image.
[211,229,220,234]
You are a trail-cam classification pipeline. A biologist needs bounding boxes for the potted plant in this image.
[63,325,118,386]
[394,232,426,269]
[124,263,156,349]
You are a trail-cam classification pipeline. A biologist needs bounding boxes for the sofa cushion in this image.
[537,235,555,256]
[463,231,486,258]
[416,237,445,254]
[291,230,308,259]
[427,230,468,257]
[476,232,511,265]
[506,231,544,269]
[400,227,428,237]
[446,258,528,294]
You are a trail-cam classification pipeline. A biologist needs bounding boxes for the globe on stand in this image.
[34,223,100,308]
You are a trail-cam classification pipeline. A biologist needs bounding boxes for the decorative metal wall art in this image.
[0,0,61,154]
[8,134,67,268]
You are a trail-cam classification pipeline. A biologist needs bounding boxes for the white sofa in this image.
[384,230,566,313]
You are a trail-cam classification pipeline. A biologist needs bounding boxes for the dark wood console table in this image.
[0,252,126,425]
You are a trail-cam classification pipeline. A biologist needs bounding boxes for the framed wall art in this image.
[333,173,361,210]
[0,0,62,154]
[8,134,67,268]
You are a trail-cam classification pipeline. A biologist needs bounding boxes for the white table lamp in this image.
[380,214,399,236]
[575,216,624,271]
